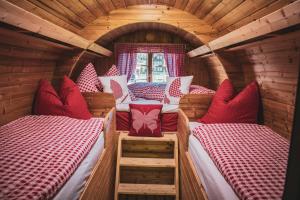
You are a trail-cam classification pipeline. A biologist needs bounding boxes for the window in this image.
[152,53,169,83]
[128,53,169,84]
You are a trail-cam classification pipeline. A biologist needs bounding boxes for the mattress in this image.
[0,115,104,200]
[116,98,179,113]
[189,122,289,200]
[53,132,104,200]
[188,122,239,200]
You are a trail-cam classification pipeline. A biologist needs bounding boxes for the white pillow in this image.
[99,75,131,104]
[163,76,193,105]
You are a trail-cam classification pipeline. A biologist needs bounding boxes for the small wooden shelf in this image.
[115,132,179,200]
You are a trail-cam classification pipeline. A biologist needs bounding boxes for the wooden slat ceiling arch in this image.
[6,0,296,45]
[96,22,204,46]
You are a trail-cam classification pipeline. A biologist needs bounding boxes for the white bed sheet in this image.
[188,122,239,200]
[116,98,179,113]
[53,132,105,200]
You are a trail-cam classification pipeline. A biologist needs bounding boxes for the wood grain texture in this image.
[179,94,213,121]
[80,5,216,44]
[0,27,69,125]
[80,108,117,200]
[195,30,300,139]
[227,30,300,139]
[177,109,208,200]
[1,0,112,56]
[82,92,116,117]
[6,0,294,42]
[188,0,300,57]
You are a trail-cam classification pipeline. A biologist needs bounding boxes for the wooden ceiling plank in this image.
[78,0,107,17]
[203,0,244,25]
[28,0,89,28]
[0,0,112,56]
[212,0,278,32]
[220,0,296,35]
[56,0,97,23]
[187,0,300,57]
[184,0,204,14]
[194,0,223,19]
[6,0,81,32]
[174,0,189,10]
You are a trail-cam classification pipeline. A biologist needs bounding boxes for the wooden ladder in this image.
[114,132,179,200]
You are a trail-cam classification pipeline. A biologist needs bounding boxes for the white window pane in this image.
[128,53,148,84]
[152,53,169,83]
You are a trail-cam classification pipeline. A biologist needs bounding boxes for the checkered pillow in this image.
[76,63,101,92]
[105,64,120,76]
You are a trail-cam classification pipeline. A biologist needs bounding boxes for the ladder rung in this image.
[118,183,176,195]
[120,157,175,168]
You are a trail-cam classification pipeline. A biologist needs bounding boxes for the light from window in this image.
[128,53,148,84]
[152,53,169,83]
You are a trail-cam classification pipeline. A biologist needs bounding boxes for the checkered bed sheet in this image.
[128,82,166,101]
[128,83,215,101]
[189,85,215,94]
[192,123,289,200]
[0,115,104,200]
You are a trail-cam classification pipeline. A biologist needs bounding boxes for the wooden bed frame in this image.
[177,94,214,200]
[79,93,117,200]
[80,92,214,200]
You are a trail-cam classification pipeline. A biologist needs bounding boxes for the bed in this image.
[178,110,290,200]
[0,108,116,200]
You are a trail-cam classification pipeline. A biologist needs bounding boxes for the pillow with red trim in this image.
[129,104,163,137]
[99,75,131,104]
[198,79,259,124]
[35,76,92,120]
[163,76,193,105]
[76,63,101,92]
[98,65,121,91]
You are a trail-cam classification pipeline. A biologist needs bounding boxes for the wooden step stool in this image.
[114,132,179,200]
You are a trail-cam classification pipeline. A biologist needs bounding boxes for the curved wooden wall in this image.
[193,30,300,139]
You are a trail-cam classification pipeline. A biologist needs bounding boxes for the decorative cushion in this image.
[129,104,163,137]
[99,75,131,104]
[163,76,193,104]
[98,65,121,91]
[198,79,260,124]
[105,64,121,76]
[76,63,101,92]
[35,76,92,120]
[59,76,92,119]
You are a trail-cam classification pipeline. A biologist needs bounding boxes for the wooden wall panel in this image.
[229,31,300,139]
[184,57,210,87]
[197,30,300,139]
[0,27,70,125]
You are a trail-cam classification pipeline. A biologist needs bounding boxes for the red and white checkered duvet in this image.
[189,85,215,94]
[128,83,215,101]
[128,83,166,101]
[192,123,289,200]
[0,115,104,200]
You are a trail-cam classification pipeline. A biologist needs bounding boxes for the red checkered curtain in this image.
[115,43,185,79]
[116,44,138,81]
[163,45,185,77]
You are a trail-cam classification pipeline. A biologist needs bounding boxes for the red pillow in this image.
[198,80,259,124]
[129,104,163,137]
[34,79,65,116]
[59,76,92,119]
[35,76,92,120]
